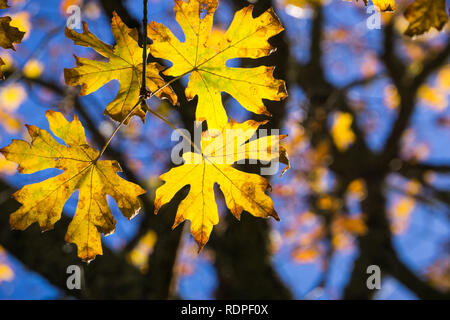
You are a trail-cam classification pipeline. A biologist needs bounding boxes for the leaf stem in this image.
[96,100,141,161]
[142,101,203,156]
[140,0,149,98]
[96,76,184,160]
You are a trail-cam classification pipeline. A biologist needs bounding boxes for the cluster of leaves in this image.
[64,12,178,123]
[0,0,25,79]
[1,0,289,261]
[403,0,449,37]
[1,111,146,261]
[3,0,447,263]
[285,1,449,36]
[346,0,449,36]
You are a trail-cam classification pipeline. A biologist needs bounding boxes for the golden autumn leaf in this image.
[64,11,177,123]
[0,0,25,79]
[0,110,146,261]
[404,0,449,37]
[343,0,395,12]
[148,0,287,130]
[154,119,289,250]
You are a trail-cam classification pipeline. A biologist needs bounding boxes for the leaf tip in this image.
[271,210,280,222]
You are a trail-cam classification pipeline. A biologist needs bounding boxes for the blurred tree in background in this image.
[0,0,449,299]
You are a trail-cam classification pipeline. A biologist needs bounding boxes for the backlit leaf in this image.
[343,0,395,12]
[64,12,177,123]
[0,110,146,261]
[0,0,25,79]
[154,119,289,250]
[372,0,395,12]
[404,0,449,37]
[148,0,287,130]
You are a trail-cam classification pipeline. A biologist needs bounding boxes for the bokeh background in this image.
[0,0,449,299]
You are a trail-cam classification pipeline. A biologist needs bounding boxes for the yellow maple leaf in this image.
[0,0,25,79]
[148,0,287,130]
[372,0,395,12]
[0,110,146,261]
[404,0,449,37]
[154,119,289,250]
[343,0,395,12]
[64,12,177,123]
[0,15,23,50]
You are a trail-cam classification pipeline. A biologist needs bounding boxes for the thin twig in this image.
[140,0,150,98]
[97,100,141,160]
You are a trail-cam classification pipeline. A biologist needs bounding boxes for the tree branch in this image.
[381,26,450,164]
